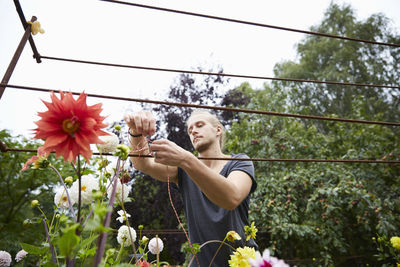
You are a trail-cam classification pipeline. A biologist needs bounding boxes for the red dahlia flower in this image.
[34,91,109,163]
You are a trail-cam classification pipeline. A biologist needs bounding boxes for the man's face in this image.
[187,114,219,152]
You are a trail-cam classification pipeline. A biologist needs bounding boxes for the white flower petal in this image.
[70,175,99,205]
[97,133,119,153]
[117,225,136,247]
[149,237,164,254]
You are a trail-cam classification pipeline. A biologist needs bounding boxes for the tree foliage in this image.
[273,3,400,127]
[223,4,400,264]
[225,82,400,266]
[0,129,75,263]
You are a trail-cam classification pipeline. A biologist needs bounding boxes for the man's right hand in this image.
[124,110,156,137]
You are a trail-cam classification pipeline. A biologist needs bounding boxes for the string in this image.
[166,166,200,267]
[129,138,200,266]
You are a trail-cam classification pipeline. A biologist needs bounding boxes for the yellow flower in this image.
[390,236,400,251]
[27,21,45,35]
[244,222,258,241]
[226,231,242,242]
[228,247,256,267]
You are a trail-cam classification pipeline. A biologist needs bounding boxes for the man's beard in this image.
[194,139,211,153]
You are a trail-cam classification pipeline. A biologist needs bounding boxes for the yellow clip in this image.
[27,21,45,35]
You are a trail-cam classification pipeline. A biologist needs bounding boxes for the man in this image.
[124,109,257,266]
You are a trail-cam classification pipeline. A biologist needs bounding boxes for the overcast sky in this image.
[1,0,399,139]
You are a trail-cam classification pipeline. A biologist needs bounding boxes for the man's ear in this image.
[216,125,222,136]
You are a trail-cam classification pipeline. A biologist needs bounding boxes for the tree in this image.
[224,83,400,266]
[273,3,400,128]
[224,4,400,265]
[0,130,75,264]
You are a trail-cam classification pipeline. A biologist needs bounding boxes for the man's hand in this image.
[124,110,156,137]
[149,139,191,167]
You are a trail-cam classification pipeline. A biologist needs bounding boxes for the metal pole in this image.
[0,17,35,100]
[14,0,42,63]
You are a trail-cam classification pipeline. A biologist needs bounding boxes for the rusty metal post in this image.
[0,16,35,100]
[0,140,8,152]
[14,0,41,63]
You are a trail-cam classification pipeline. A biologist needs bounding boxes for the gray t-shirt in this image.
[177,153,257,267]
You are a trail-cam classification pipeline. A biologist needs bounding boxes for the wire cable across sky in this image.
[100,0,400,48]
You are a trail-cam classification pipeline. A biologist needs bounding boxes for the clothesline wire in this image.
[3,83,400,127]
[2,147,399,164]
[39,55,400,90]
[99,0,400,48]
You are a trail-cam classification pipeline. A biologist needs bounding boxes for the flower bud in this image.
[98,159,110,170]
[65,176,73,184]
[23,219,30,227]
[140,235,149,245]
[120,171,131,184]
[106,248,116,257]
[114,144,131,161]
[138,225,144,230]
[33,157,50,170]
[92,190,103,200]
[31,200,39,207]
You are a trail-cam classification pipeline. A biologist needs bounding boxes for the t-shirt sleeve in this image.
[229,154,257,193]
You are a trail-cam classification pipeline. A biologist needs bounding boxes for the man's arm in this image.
[181,153,253,210]
[149,139,253,210]
[124,111,178,184]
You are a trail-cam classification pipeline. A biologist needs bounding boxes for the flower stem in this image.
[208,237,227,267]
[118,187,137,264]
[156,234,160,266]
[92,159,121,266]
[77,155,82,223]
[116,241,125,263]
[43,218,57,264]
[188,240,236,267]
[50,166,77,222]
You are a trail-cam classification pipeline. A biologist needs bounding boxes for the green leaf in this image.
[20,242,48,256]
[57,228,80,257]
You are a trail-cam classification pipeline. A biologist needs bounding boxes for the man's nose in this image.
[191,127,199,135]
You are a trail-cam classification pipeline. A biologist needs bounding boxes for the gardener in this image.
[124,109,257,266]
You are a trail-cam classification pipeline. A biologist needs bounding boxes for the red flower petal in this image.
[34,91,110,163]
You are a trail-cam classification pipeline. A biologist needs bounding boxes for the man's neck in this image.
[198,145,228,168]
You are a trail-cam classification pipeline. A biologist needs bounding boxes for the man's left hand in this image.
[149,139,190,167]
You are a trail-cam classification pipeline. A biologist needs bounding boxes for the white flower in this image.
[54,187,74,209]
[0,250,11,267]
[117,225,136,247]
[70,174,99,205]
[148,237,164,254]
[97,133,119,153]
[107,179,130,203]
[15,250,28,262]
[116,209,131,223]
